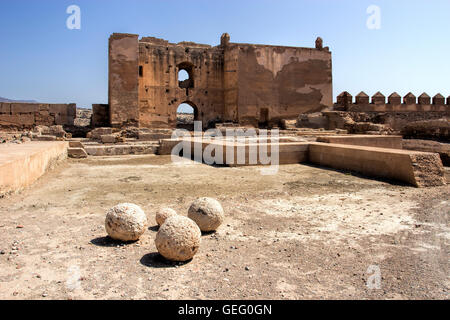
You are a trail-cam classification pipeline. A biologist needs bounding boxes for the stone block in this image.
[34,135,57,141]
[68,147,88,158]
[69,141,85,148]
[88,127,113,140]
[138,132,172,141]
[101,134,117,144]
[84,144,157,156]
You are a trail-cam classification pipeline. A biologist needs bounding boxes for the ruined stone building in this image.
[107,33,333,129]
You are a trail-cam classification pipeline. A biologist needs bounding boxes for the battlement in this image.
[336,91,449,112]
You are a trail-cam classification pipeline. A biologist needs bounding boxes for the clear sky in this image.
[0,0,449,109]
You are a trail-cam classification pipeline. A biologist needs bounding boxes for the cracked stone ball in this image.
[156,207,178,226]
[155,215,201,262]
[188,197,224,232]
[105,203,147,241]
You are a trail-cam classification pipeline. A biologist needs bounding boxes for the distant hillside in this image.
[0,96,38,103]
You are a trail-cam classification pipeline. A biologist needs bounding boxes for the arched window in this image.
[177,62,194,89]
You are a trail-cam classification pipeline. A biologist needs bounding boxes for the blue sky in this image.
[0,0,449,109]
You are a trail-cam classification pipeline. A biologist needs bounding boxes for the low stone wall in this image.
[402,139,450,166]
[0,102,76,130]
[162,137,446,187]
[316,135,403,149]
[402,119,449,142]
[308,142,445,187]
[0,141,68,196]
[323,111,449,132]
[83,144,158,156]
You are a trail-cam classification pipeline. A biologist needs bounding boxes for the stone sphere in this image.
[105,203,147,241]
[156,207,177,226]
[155,215,201,262]
[188,197,224,232]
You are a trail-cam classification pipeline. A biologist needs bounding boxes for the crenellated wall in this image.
[336,91,449,112]
[0,102,76,130]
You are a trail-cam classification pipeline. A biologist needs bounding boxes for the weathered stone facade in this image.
[108,33,333,129]
[0,102,76,130]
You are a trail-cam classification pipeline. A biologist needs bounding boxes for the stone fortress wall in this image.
[326,91,450,134]
[336,91,450,112]
[108,33,333,129]
[0,102,76,130]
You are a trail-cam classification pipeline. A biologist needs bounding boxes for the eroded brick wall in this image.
[138,37,225,128]
[231,44,333,126]
[108,33,333,129]
[92,104,110,127]
[108,33,139,128]
[0,103,76,130]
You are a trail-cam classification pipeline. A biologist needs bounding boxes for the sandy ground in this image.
[0,155,448,300]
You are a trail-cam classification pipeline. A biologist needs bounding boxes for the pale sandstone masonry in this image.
[0,102,76,130]
[108,33,140,128]
[316,135,403,149]
[107,33,333,129]
[0,141,68,196]
[402,139,450,166]
[308,142,446,188]
[160,137,446,187]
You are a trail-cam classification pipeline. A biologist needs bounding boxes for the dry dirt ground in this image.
[0,155,449,300]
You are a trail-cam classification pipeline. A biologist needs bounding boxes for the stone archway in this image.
[176,101,199,130]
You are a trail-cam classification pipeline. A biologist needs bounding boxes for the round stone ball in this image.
[188,197,224,232]
[155,207,177,226]
[105,203,147,241]
[155,215,201,262]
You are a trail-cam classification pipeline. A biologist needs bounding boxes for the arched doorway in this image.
[176,101,198,130]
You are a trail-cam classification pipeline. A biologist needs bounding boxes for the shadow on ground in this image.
[140,252,191,268]
[90,236,137,247]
